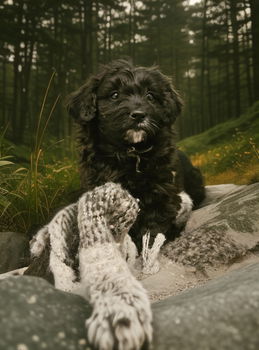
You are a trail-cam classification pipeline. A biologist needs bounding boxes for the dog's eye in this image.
[111,91,119,100]
[146,92,155,102]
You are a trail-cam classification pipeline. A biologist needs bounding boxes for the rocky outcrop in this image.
[163,183,259,267]
[1,263,259,350]
[152,262,259,350]
[0,276,91,350]
[0,232,29,273]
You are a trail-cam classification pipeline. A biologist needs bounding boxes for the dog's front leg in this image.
[77,191,152,350]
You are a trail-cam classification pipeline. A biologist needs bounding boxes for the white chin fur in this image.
[125,129,146,144]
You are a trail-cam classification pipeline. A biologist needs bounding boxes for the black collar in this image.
[99,144,154,173]
[125,145,153,173]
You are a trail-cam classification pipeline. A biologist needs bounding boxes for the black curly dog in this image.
[67,59,205,251]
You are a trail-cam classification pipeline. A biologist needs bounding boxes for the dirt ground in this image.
[141,253,259,302]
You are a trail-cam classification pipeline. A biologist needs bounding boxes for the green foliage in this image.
[179,101,259,155]
[0,73,80,234]
[0,149,79,234]
[179,102,259,184]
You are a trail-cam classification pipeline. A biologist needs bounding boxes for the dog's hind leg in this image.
[177,150,205,207]
[77,183,153,350]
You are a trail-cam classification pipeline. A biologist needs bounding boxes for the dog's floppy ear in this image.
[163,81,183,125]
[66,76,99,123]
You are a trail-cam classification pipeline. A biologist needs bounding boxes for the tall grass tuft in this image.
[0,73,79,235]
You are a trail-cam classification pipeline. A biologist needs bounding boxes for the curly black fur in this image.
[67,59,205,251]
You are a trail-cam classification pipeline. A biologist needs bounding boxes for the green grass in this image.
[0,73,79,234]
[0,151,79,233]
[179,102,259,185]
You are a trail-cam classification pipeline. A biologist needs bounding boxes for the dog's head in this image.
[67,60,183,149]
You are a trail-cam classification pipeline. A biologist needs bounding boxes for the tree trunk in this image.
[249,0,259,101]
[18,14,36,143]
[187,71,193,135]
[91,1,98,73]
[108,7,112,61]
[80,0,93,79]
[224,1,233,119]
[206,38,212,129]
[199,0,208,133]
[1,54,7,126]
[229,0,241,117]
[12,0,24,142]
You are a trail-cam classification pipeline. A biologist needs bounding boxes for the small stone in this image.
[78,339,86,345]
[31,335,40,342]
[17,344,28,350]
[57,332,66,339]
[174,318,181,325]
[27,295,37,304]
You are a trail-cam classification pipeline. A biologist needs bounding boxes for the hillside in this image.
[179,102,259,185]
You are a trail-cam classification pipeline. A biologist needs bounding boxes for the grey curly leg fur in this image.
[77,183,152,350]
[30,203,79,292]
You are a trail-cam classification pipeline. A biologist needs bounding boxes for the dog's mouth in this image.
[123,118,159,151]
[124,129,147,144]
[124,129,155,154]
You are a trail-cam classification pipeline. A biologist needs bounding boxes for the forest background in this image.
[0,0,259,233]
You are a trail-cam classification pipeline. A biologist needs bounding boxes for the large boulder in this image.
[0,276,91,350]
[152,262,259,350]
[0,232,29,273]
[1,263,259,350]
[163,183,259,267]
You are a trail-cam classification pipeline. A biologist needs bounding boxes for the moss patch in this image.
[179,102,259,185]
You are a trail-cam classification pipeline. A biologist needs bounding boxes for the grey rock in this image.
[152,262,259,350]
[163,183,259,266]
[188,183,259,238]
[0,232,30,273]
[200,184,246,207]
[0,276,92,350]
[1,264,259,350]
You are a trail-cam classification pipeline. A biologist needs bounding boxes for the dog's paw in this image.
[175,191,193,227]
[86,284,152,350]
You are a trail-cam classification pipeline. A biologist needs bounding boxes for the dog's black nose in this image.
[130,110,146,121]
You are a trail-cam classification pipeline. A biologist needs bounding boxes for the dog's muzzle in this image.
[125,110,149,144]
[125,129,147,144]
